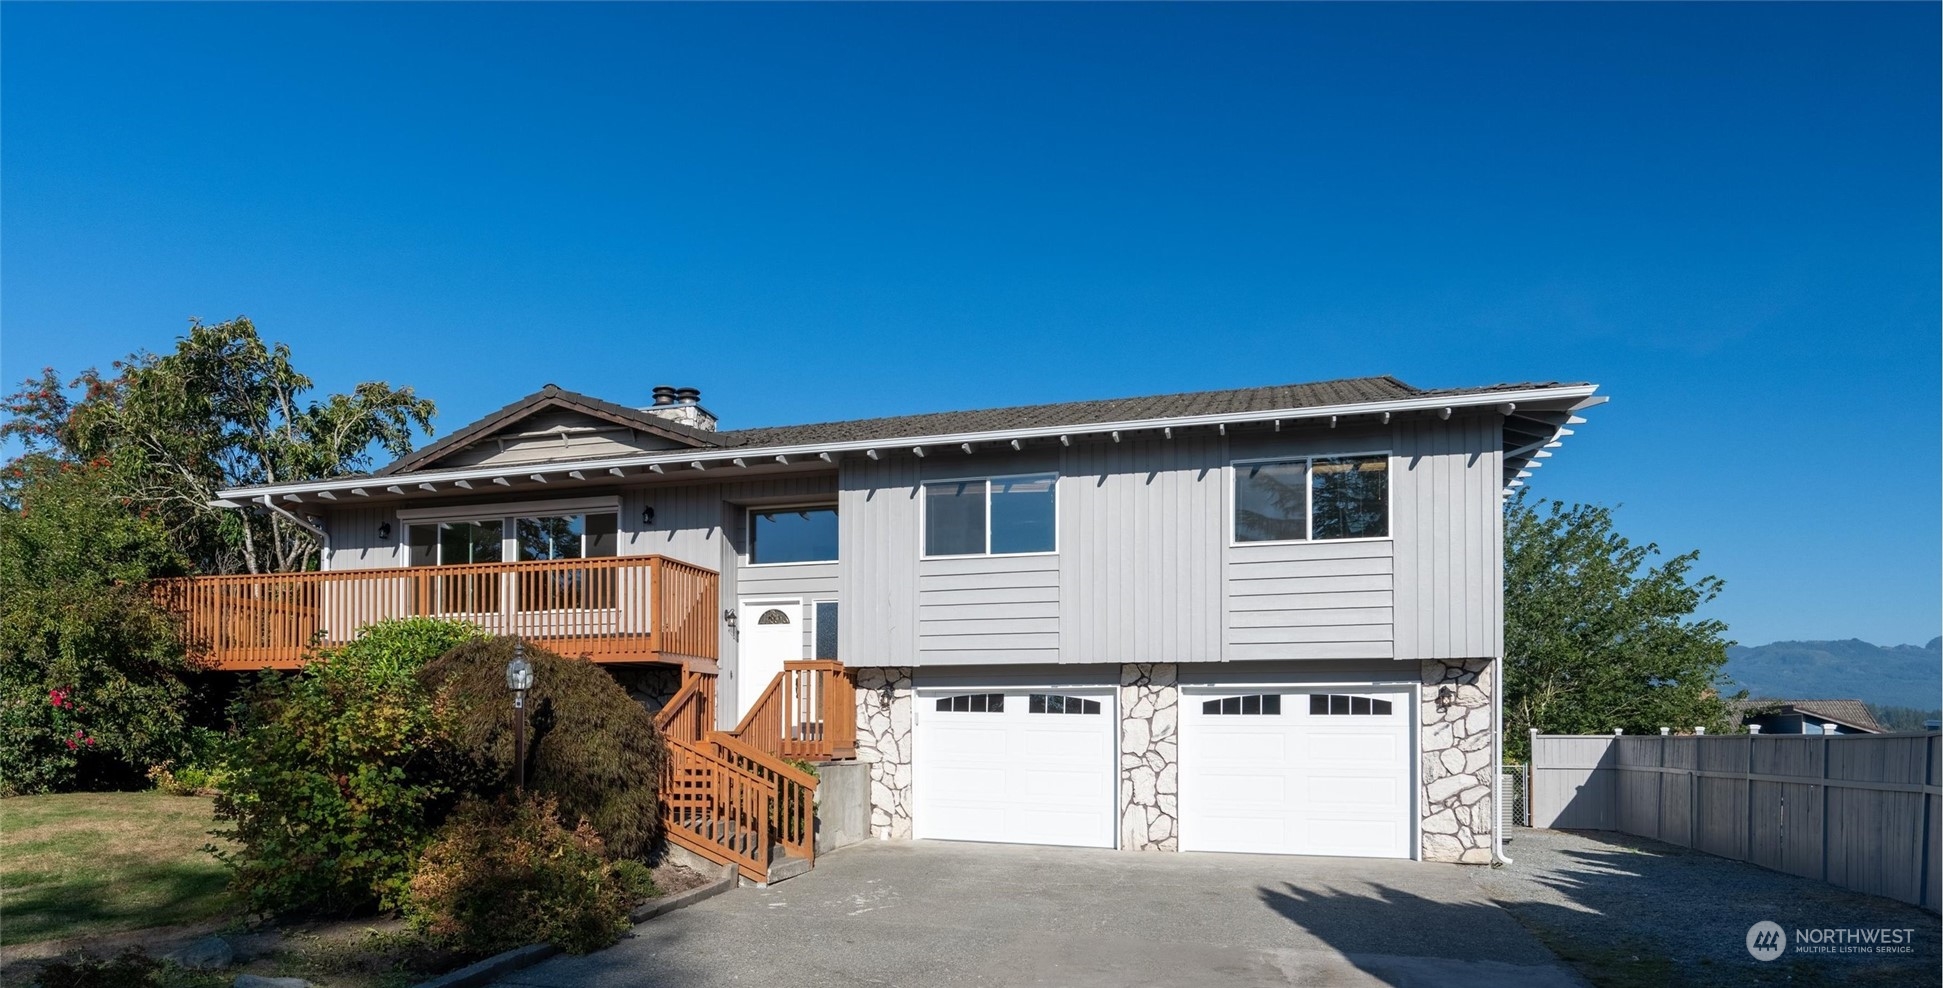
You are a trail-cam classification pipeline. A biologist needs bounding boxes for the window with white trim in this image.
[1234,454,1388,543]
[922,473,1056,556]
[407,511,620,565]
[750,506,838,564]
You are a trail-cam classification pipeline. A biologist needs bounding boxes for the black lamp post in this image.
[505,640,534,790]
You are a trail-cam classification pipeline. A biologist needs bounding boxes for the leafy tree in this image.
[0,454,195,792]
[1504,494,1737,761]
[2,317,435,574]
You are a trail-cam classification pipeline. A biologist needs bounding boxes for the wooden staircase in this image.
[653,662,856,884]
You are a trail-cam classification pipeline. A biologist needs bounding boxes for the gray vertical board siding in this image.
[622,473,839,568]
[838,456,921,667]
[1534,733,1942,911]
[322,505,402,570]
[1057,437,1224,664]
[1391,415,1502,661]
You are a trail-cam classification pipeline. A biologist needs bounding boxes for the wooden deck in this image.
[152,555,720,670]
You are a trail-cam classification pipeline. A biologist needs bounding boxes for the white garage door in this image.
[1181,688,1412,858]
[915,689,1117,848]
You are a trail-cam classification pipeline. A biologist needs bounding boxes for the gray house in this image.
[1738,699,1885,735]
[182,374,1602,870]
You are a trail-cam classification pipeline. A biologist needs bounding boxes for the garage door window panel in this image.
[1029,694,1102,715]
[937,693,1006,713]
[1202,694,1281,715]
[1309,693,1393,716]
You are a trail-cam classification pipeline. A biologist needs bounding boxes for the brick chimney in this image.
[642,384,717,432]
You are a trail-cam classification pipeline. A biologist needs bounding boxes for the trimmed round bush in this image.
[417,638,668,859]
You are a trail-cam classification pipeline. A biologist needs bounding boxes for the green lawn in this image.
[0,791,233,944]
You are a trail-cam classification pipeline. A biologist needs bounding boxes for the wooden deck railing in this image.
[152,556,719,670]
[729,661,858,762]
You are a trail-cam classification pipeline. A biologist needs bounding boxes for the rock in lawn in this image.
[234,976,315,988]
[166,935,234,970]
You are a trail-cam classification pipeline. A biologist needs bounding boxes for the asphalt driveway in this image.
[496,840,1584,988]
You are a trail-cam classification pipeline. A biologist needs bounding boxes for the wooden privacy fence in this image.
[1531,732,1942,911]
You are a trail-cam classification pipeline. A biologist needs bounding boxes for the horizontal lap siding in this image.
[1224,543,1395,659]
[918,555,1061,664]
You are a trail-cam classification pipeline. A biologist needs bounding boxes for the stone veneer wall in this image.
[853,667,913,839]
[1119,663,1179,851]
[1419,658,1496,863]
[608,665,683,716]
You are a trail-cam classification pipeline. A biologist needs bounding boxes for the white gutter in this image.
[214,383,1603,503]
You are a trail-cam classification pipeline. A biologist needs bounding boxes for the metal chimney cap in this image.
[651,385,678,407]
[674,387,702,405]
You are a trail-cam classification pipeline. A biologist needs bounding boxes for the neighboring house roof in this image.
[1736,699,1886,734]
[212,373,1604,503]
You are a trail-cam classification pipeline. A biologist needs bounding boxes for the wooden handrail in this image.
[654,673,714,746]
[727,661,857,762]
[151,555,718,670]
[706,731,817,865]
[660,736,774,877]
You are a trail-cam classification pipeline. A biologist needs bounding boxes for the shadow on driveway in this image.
[1476,828,1941,987]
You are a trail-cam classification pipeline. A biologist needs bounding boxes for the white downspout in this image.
[255,495,331,564]
[1493,654,1512,865]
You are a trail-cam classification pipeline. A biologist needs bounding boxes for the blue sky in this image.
[3,3,1937,646]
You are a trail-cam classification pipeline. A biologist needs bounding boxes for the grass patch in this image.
[0,792,232,944]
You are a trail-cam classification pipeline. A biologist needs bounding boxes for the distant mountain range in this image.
[1724,637,1941,713]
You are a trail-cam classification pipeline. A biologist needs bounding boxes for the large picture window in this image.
[406,511,620,565]
[750,507,839,565]
[1234,454,1388,543]
[922,473,1056,557]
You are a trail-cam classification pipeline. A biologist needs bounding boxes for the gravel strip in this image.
[1473,827,1940,987]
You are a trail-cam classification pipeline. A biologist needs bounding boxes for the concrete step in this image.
[765,852,812,885]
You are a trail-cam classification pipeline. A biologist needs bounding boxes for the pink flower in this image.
[64,739,76,750]
[84,737,94,746]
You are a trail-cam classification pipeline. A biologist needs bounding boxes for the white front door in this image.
[1181,688,1413,858]
[914,689,1117,848]
[736,601,800,722]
